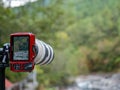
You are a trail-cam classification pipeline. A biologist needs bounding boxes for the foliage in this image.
[5,68,28,82]
[0,0,120,87]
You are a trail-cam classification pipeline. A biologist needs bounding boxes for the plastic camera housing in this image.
[10,32,35,72]
[10,32,54,72]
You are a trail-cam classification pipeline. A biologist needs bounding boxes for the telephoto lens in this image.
[34,39,54,65]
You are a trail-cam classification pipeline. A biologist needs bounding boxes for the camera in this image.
[10,32,54,72]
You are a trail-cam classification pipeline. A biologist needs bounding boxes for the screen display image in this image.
[13,36,29,60]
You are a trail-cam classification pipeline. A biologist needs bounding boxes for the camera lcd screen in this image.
[13,36,29,60]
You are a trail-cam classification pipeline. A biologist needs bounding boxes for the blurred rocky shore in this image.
[60,73,120,90]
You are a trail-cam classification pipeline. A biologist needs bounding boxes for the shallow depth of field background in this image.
[0,0,120,90]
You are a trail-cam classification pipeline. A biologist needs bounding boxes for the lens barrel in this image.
[34,39,54,65]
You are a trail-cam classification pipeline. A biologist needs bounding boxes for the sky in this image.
[3,0,37,7]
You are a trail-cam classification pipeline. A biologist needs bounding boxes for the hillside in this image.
[0,0,120,89]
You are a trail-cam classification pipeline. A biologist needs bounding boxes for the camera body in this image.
[10,32,35,72]
[9,32,54,72]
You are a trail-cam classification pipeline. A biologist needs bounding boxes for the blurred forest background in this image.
[0,0,120,89]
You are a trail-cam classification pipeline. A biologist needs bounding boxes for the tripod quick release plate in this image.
[0,43,10,68]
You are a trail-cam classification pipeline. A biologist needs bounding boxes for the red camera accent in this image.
[10,32,35,72]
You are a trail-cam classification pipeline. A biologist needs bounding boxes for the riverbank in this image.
[58,73,120,90]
